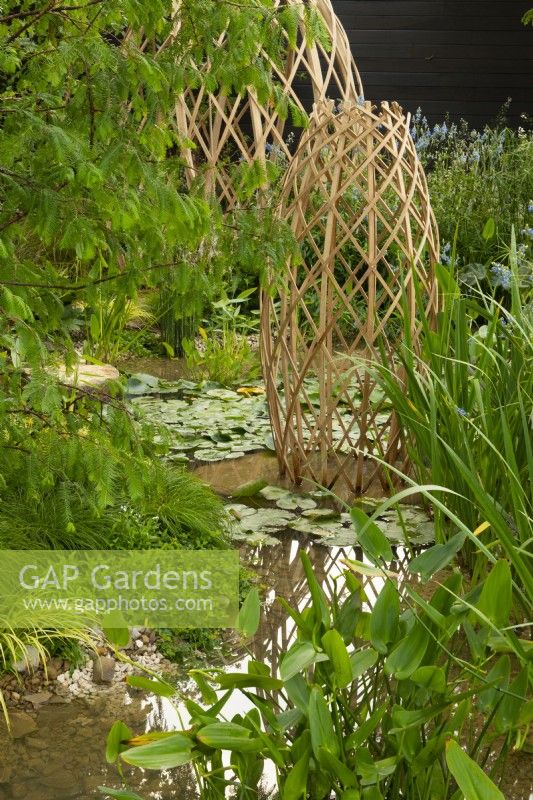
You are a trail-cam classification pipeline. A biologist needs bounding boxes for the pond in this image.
[1,371,530,800]
[0,538,416,800]
[1,536,531,800]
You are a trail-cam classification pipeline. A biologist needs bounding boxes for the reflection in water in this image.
[238,536,405,677]
[2,537,396,800]
[0,537,530,799]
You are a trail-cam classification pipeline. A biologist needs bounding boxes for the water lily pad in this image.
[302,508,341,521]
[276,496,317,511]
[231,530,279,546]
[260,486,292,501]
[166,452,189,463]
[226,503,257,520]
[195,449,224,462]
[240,508,295,533]
[205,388,239,400]
[126,373,160,395]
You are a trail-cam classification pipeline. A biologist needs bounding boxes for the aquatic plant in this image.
[105,524,531,799]
[366,237,533,594]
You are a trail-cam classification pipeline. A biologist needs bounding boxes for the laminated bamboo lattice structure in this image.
[174,0,362,206]
[261,100,439,495]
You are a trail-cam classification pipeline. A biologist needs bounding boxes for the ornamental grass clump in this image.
[367,236,532,596]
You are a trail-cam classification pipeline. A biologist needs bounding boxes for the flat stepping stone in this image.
[55,362,120,388]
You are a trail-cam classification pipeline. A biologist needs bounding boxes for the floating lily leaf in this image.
[276,496,317,511]
[302,508,340,521]
[126,373,160,395]
[226,503,257,520]
[260,486,292,501]
[195,449,224,462]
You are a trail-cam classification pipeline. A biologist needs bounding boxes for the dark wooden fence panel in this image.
[332,0,533,126]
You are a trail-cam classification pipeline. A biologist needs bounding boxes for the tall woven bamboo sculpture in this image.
[261,100,439,495]
[175,0,362,207]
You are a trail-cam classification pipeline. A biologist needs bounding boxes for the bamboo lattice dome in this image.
[261,100,439,496]
[175,0,363,206]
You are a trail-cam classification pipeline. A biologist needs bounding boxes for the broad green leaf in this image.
[197,722,263,752]
[361,789,382,800]
[357,750,397,786]
[350,507,393,564]
[436,262,460,298]
[189,670,218,705]
[106,721,133,764]
[336,591,362,642]
[385,621,429,680]
[103,626,130,648]
[276,707,304,731]
[318,747,358,788]
[99,788,145,800]
[408,533,465,581]
[518,700,533,727]
[477,656,510,714]
[280,641,319,682]
[89,313,100,340]
[121,733,192,769]
[370,580,400,654]
[445,740,504,799]
[300,551,330,627]
[126,676,175,697]
[410,666,446,694]
[350,648,379,680]
[308,686,338,758]
[238,588,261,638]
[340,791,361,800]
[216,672,283,691]
[322,629,353,688]
[482,217,496,240]
[283,754,309,800]
[248,660,270,676]
[494,667,528,733]
[284,674,310,712]
[476,560,512,627]
[346,707,386,751]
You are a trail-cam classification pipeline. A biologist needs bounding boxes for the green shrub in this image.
[412,110,533,266]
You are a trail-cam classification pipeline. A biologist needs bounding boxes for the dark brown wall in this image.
[332,0,533,127]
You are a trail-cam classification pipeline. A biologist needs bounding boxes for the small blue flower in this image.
[528,202,533,213]
[521,228,533,238]
[490,263,512,290]
[457,407,468,417]
[440,242,452,265]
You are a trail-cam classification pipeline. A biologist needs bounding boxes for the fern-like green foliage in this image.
[0,0,301,357]
[0,0,308,671]
[0,407,227,552]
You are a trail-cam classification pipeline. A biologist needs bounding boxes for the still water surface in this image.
[0,538,531,800]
